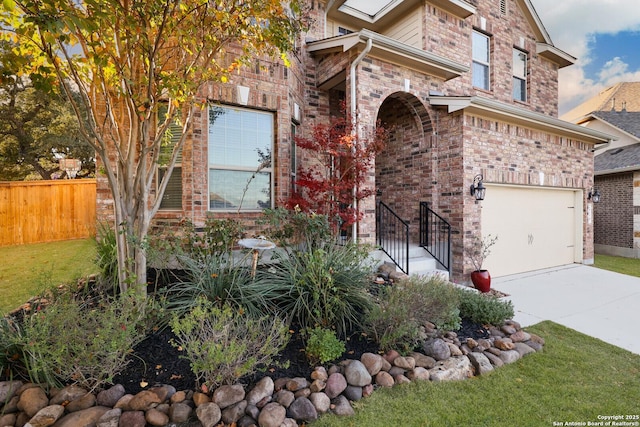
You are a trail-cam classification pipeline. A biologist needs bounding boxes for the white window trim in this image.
[207,105,275,212]
[472,31,490,91]
[513,48,528,102]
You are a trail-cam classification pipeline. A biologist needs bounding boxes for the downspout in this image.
[350,37,372,243]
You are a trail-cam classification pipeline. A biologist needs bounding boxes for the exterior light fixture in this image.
[588,188,601,203]
[470,174,486,201]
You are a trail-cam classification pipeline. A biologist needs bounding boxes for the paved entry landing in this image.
[493,264,640,355]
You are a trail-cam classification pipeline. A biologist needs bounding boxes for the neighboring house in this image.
[563,82,640,259]
[97,0,614,282]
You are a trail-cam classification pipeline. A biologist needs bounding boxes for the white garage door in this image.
[481,185,582,277]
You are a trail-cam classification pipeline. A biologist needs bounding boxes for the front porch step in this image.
[370,245,449,281]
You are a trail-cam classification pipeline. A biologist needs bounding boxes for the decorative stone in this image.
[362,383,374,398]
[394,374,411,385]
[407,367,431,381]
[529,333,546,345]
[196,402,222,427]
[499,350,521,364]
[275,390,295,407]
[510,331,531,343]
[524,340,544,352]
[422,338,451,361]
[374,371,394,388]
[0,414,17,427]
[49,385,88,406]
[410,352,436,369]
[447,343,463,356]
[169,402,193,423]
[65,393,96,413]
[192,391,211,406]
[382,349,400,364]
[514,342,536,357]
[311,367,328,381]
[247,376,274,406]
[96,407,121,427]
[467,352,494,376]
[0,381,22,403]
[213,384,245,409]
[128,390,161,411]
[145,408,169,426]
[501,325,517,335]
[25,404,64,427]
[257,402,286,427]
[96,385,125,407]
[324,373,347,399]
[330,395,354,416]
[344,360,372,387]
[18,387,49,417]
[388,366,406,377]
[221,400,247,425]
[494,338,515,351]
[360,352,383,375]
[52,407,111,427]
[286,377,309,392]
[483,351,504,367]
[170,390,186,404]
[393,356,415,370]
[466,338,478,349]
[287,397,318,423]
[309,379,326,393]
[149,385,175,402]
[429,356,474,382]
[342,385,363,402]
[118,410,146,427]
[309,392,330,414]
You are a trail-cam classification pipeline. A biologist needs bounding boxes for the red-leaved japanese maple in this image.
[287,109,387,235]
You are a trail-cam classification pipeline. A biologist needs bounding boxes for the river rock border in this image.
[0,320,542,427]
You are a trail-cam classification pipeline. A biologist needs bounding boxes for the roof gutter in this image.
[350,37,372,243]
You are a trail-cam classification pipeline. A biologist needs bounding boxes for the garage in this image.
[480,185,583,277]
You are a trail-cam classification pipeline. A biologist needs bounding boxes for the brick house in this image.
[97,0,614,282]
[563,82,640,259]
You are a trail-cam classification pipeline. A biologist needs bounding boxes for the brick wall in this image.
[594,173,634,249]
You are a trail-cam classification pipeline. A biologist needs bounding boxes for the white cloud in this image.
[530,0,640,113]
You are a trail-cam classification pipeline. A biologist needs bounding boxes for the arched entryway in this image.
[375,92,435,243]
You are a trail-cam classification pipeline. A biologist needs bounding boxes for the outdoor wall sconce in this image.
[588,188,601,203]
[470,174,486,201]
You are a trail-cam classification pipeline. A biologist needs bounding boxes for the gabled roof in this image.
[307,29,469,81]
[595,143,640,175]
[562,82,640,122]
[592,111,640,140]
[429,95,615,145]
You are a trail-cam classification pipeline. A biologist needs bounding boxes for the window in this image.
[208,105,273,211]
[472,31,490,90]
[158,105,183,210]
[513,49,527,102]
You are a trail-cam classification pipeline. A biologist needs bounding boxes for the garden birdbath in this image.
[238,238,276,277]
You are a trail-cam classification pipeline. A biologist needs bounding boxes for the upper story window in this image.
[208,105,273,211]
[472,31,490,90]
[513,49,527,102]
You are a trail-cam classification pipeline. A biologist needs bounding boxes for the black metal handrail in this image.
[377,201,409,274]
[419,202,451,273]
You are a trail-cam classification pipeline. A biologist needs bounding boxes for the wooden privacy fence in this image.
[0,179,96,246]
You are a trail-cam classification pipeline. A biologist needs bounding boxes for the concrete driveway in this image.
[493,264,640,355]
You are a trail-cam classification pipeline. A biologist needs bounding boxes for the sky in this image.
[530,0,640,115]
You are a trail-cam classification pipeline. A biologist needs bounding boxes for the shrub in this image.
[10,291,157,391]
[304,327,346,365]
[258,242,375,335]
[259,207,332,251]
[457,288,514,325]
[178,217,245,261]
[169,298,289,389]
[95,223,118,291]
[364,275,461,353]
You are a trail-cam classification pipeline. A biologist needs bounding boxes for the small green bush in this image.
[170,298,289,389]
[259,208,332,251]
[304,327,346,365]
[95,223,118,290]
[258,243,375,335]
[364,275,461,353]
[457,288,514,325]
[10,291,156,391]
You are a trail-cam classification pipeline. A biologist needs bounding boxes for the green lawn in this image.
[313,321,640,427]
[594,253,640,278]
[0,238,98,314]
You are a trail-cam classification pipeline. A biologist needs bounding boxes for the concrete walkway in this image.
[493,264,640,355]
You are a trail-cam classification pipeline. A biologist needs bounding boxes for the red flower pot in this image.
[470,270,491,293]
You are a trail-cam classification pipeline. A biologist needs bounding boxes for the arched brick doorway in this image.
[375,92,434,244]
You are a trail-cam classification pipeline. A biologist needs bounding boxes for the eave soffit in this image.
[307,29,469,81]
[429,96,617,145]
